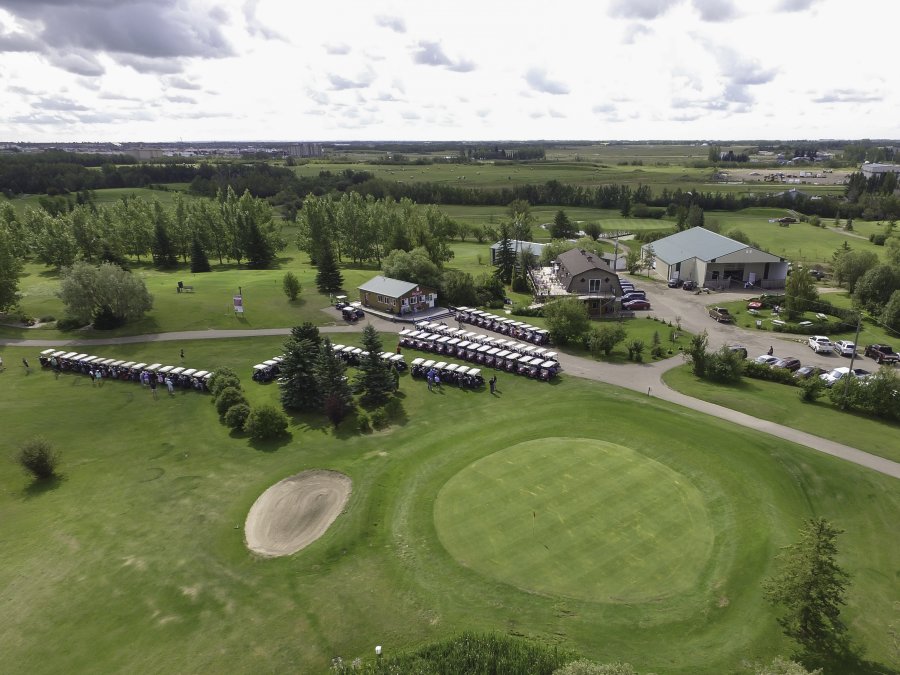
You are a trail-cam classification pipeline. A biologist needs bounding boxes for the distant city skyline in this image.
[0,0,897,143]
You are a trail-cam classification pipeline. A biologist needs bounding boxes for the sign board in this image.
[233,295,243,313]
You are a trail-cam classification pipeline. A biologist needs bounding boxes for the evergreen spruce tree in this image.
[291,322,321,347]
[316,338,353,427]
[244,220,276,269]
[190,236,211,273]
[279,337,322,411]
[494,222,515,284]
[315,245,344,293]
[356,325,396,407]
[151,222,178,269]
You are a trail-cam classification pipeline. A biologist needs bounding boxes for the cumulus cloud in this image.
[116,54,183,74]
[524,68,569,95]
[325,43,351,55]
[692,0,737,21]
[592,103,616,114]
[711,45,777,85]
[411,41,475,72]
[243,0,286,40]
[0,0,234,75]
[609,0,680,20]
[777,0,821,11]
[328,70,374,90]
[375,14,406,33]
[622,23,651,44]
[35,96,89,111]
[165,75,203,90]
[813,89,880,104]
[166,94,197,104]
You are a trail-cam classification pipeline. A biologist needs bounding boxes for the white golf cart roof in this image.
[144,363,162,372]
[132,362,148,370]
[444,363,459,372]
[455,365,470,375]
[411,357,424,366]
[180,368,197,377]
[192,370,209,378]
[158,365,174,374]
[468,368,482,377]
[41,348,55,355]
[422,359,436,368]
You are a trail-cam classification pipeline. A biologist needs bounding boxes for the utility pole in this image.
[840,312,862,409]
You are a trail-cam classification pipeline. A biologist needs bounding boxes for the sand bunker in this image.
[245,470,351,557]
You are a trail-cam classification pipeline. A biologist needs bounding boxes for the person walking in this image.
[22,357,30,374]
[427,371,433,392]
[180,349,185,361]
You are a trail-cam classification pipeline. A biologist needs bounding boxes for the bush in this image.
[208,368,240,397]
[511,275,530,292]
[17,437,59,480]
[39,315,55,323]
[798,376,825,402]
[244,404,289,439]
[705,347,744,383]
[356,410,372,433]
[744,361,797,386]
[510,304,544,317]
[56,317,87,331]
[588,323,627,357]
[870,233,887,246]
[626,339,645,362]
[371,407,389,429]
[223,403,251,429]
[215,386,248,415]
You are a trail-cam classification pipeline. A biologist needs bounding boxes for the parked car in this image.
[772,357,802,371]
[864,344,899,365]
[819,367,872,388]
[808,335,834,354]
[622,299,651,310]
[709,307,733,323]
[621,290,647,301]
[747,301,763,310]
[754,355,780,366]
[668,277,683,288]
[794,365,823,380]
[682,280,697,291]
[727,345,748,359]
[833,340,857,357]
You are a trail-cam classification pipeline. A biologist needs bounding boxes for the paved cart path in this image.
[3,319,899,480]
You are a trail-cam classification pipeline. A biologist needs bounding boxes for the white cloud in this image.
[524,68,569,95]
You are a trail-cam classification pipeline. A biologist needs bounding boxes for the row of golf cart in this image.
[399,323,561,380]
[331,344,407,370]
[38,349,212,391]
[252,355,284,382]
[334,296,365,322]
[410,359,484,389]
[453,307,550,345]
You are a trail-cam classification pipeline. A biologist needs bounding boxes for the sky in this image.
[0,0,897,143]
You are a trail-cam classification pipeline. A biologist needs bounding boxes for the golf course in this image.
[2,333,899,674]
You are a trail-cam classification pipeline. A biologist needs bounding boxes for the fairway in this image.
[435,438,713,603]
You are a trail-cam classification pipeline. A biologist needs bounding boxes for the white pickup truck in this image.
[808,335,834,354]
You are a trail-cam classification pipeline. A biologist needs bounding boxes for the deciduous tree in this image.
[58,261,153,326]
[784,265,819,320]
[544,296,589,345]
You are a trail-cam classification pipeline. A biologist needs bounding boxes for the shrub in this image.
[39,315,55,323]
[383,396,403,420]
[588,323,627,357]
[17,437,60,480]
[356,410,372,433]
[510,304,544,317]
[223,403,251,429]
[208,368,240,397]
[798,376,825,402]
[56,317,87,331]
[244,404,289,439]
[282,271,301,300]
[215,386,247,415]
[705,347,744,383]
[371,407,389,429]
[627,339,645,362]
[869,233,887,246]
[744,361,797,386]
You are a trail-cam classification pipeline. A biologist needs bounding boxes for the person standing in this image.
[149,376,158,400]
[22,357,30,374]
[489,375,497,394]
[165,376,174,396]
[180,349,185,361]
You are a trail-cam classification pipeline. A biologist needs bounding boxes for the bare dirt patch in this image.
[244,470,351,557]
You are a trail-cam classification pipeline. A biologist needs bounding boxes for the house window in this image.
[589,279,602,293]
[376,294,391,304]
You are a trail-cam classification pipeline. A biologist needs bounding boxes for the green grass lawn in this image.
[2,340,898,674]
[662,364,900,463]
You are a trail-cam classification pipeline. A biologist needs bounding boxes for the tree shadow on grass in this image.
[248,432,293,453]
[800,646,899,675]
[23,474,66,499]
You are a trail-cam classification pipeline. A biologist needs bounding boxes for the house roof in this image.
[645,228,772,264]
[358,275,423,298]
[556,248,615,276]
[490,239,547,254]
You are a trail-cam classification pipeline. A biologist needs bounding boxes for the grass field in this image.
[662,364,900,463]
[1,339,899,674]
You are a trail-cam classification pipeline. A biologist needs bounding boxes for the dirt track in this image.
[244,470,351,557]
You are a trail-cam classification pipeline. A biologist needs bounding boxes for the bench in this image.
[176,284,194,293]
[815,313,827,320]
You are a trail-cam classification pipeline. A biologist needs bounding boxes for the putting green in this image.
[435,438,715,603]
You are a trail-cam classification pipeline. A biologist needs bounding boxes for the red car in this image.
[623,299,651,310]
[747,301,763,310]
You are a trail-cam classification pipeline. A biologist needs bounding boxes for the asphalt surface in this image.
[3,301,898,480]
